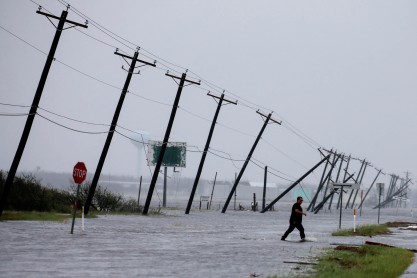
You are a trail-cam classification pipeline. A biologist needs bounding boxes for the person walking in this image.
[281,196,306,241]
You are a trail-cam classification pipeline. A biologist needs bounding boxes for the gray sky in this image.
[0,0,416,188]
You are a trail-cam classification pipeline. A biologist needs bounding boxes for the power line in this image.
[37,112,109,134]
[42,1,335,157]
[249,159,294,183]
[56,0,137,51]
[0,24,47,55]
[0,19,319,164]
[128,91,171,107]
[0,112,34,117]
[0,102,31,108]
[54,58,122,90]
[5,1,388,181]
[0,99,307,181]
[261,138,310,170]
[38,106,110,127]
[250,156,296,180]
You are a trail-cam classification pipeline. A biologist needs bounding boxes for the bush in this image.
[67,182,126,212]
[0,171,70,213]
[0,170,139,214]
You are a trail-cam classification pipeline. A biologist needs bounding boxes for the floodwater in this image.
[1,202,417,278]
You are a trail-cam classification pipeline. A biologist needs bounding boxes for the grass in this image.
[267,222,415,278]
[1,211,72,221]
[310,245,414,278]
[331,224,390,237]
[0,210,99,222]
[267,245,414,278]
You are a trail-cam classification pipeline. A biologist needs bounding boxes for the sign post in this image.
[71,162,87,234]
[353,208,356,232]
[329,182,360,229]
[376,183,384,224]
[146,141,186,209]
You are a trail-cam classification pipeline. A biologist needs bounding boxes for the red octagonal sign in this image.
[73,162,87,184]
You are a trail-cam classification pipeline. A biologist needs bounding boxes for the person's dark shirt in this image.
[290,202,303,223]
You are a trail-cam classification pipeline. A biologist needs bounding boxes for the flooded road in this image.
[1,203,416,277]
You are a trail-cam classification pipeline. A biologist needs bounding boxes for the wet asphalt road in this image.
[1,203,416,277]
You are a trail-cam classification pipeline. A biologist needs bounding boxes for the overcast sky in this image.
[1,0,416,190]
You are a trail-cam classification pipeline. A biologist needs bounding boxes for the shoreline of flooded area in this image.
[1,204,417,277]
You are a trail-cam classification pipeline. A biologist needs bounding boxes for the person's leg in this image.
[295,222,305,239]
[282,222,296,240]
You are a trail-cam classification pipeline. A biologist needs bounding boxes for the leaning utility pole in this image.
[313,172,355,214]
[0,7,88,216]
[345,159,366,209]
[307,152,330,211]
[222,111,281,213]
[310,153,340,212]
[358,168,382,209]
[262,166,267,211]
[185,92,236,214]
[327,154,344,210]
[337,155,351,209]
[142,71,200,215]
[209,172,217,209]
[344,159,364,209]
[350,161,369,208]
[84,49,156,214]
[261,154,330,213]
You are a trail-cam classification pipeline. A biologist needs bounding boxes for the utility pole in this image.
[263,166,267,211]
[0,7,88,216]
[308,149,338,211]
[185,92,236,214]
[137,176,142,207]
[350,161,369,208]
[327,154,344,210]
[143,71,200,215]
[307,151,329,211]
[234,172,237,210]
[358,169,383,209]
[209,172,217,209]
[345,159,366,209]
[222,111,281,213]
[313,172,355,214]
[337,155,351,209]
[261,155,330,213]
[311,153,340,212]
[84,49,156,214]
[163,166,167,207]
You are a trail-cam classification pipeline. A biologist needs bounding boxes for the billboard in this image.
[146,141,186,167]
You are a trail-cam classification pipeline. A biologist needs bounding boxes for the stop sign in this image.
[73,162,87,184]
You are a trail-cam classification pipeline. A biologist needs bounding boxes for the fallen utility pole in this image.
[307,152,330,211]
[313,173,355,214]
[143,72,200,215]
[373,178,411,209]
[0,7,88,216]
[185,92,236,214]
[84,49,155,214]
[261,154,330,213]
[327,154,345,210]
[350,161,369,208]
[337,155,351,209]
[310,154,340,212]
[222,111,281,213]
[358,169,382,209]
[345,159,365,209]
[318,153,339,206]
